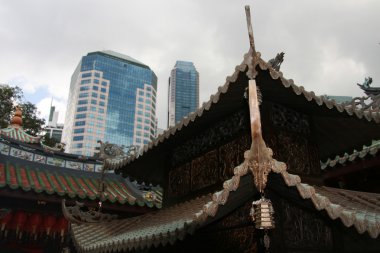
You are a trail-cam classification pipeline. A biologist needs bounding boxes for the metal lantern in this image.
[250,197,275,230]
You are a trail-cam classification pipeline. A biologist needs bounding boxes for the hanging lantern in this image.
[54,216,68,241]
[13,211,27,239]
[250,196,275,252]
[250,197,275,229]
[0,211,13,238]
[43,215,56,236]
[28,213,42,240]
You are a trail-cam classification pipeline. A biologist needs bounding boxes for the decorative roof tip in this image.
[10,106,22,127]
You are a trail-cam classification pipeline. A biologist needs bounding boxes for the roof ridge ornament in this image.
[245,5,260,79]
[244,8,279,248]
[10,106,23,127]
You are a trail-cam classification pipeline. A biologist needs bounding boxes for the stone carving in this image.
[344,77,380,111]
[268,52,285,71]
[357,76,373,89]
[97,141,125,160]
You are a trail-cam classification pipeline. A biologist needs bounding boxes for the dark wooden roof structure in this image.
[103,49,380,188]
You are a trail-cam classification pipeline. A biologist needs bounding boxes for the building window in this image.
[74,143,83,148]
[94,79,99,84]
[78,99,88,105]
[81,79,91,84]
[74,128,85,134]
[75,114,86,119]
[101,81,107,86]
[79,92,89,98]
[82,73,92,78]
[75,121,86,126]
[91,99,97,105]
[73,136,84,141]
[99,108,104,113]
[92,92,98,98]
[94,72,100,78]
[90,106,96,112]
[80,86,90,91]
[93,85,99,90]
[99,101,105,107]
[77,106,87,112]
[100,94,106,100]
[101,88,107,93]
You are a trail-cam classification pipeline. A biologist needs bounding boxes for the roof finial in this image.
[245,6,256,55]
[11,106,23,127]
[245,6,260,79]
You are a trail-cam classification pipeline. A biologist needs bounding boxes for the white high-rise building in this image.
[62,51,157,156]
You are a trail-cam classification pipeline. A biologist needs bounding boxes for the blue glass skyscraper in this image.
[168,61,199,127]
[62,51,157,156]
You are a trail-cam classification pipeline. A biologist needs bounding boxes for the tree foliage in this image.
[0,84,45,135]
[20,102,45,136]
[0,84,23,128]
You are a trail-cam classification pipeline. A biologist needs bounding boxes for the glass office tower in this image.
[62,51,157,156]
[168,61,199,127]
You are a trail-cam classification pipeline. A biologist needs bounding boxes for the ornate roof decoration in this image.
[343,77,380,111]
[0,161,162,208]
[0,107,41,144]
[321,141,380,170]
[71,158,380,253]
[243,79,274,192]
[268,52,284,71]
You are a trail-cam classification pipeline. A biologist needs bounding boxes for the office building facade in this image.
[168,61,199,127]
[45,104,64,142]
[62,51,157,156]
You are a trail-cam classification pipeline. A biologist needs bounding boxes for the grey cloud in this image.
[0,0,379,129]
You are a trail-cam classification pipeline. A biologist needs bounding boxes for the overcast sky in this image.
[1,0,379,129]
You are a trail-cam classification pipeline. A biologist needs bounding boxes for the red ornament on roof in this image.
[10,107,23,127]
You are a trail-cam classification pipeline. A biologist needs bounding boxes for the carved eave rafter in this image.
[62,199,117,224]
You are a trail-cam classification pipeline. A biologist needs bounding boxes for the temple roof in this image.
[107,50,380,185]
[71,160,380,253]
[0,127,41,143]
[0,107,42,144]
[321,141,380,170]
[0,108,163,209]
[0,159,162,208]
